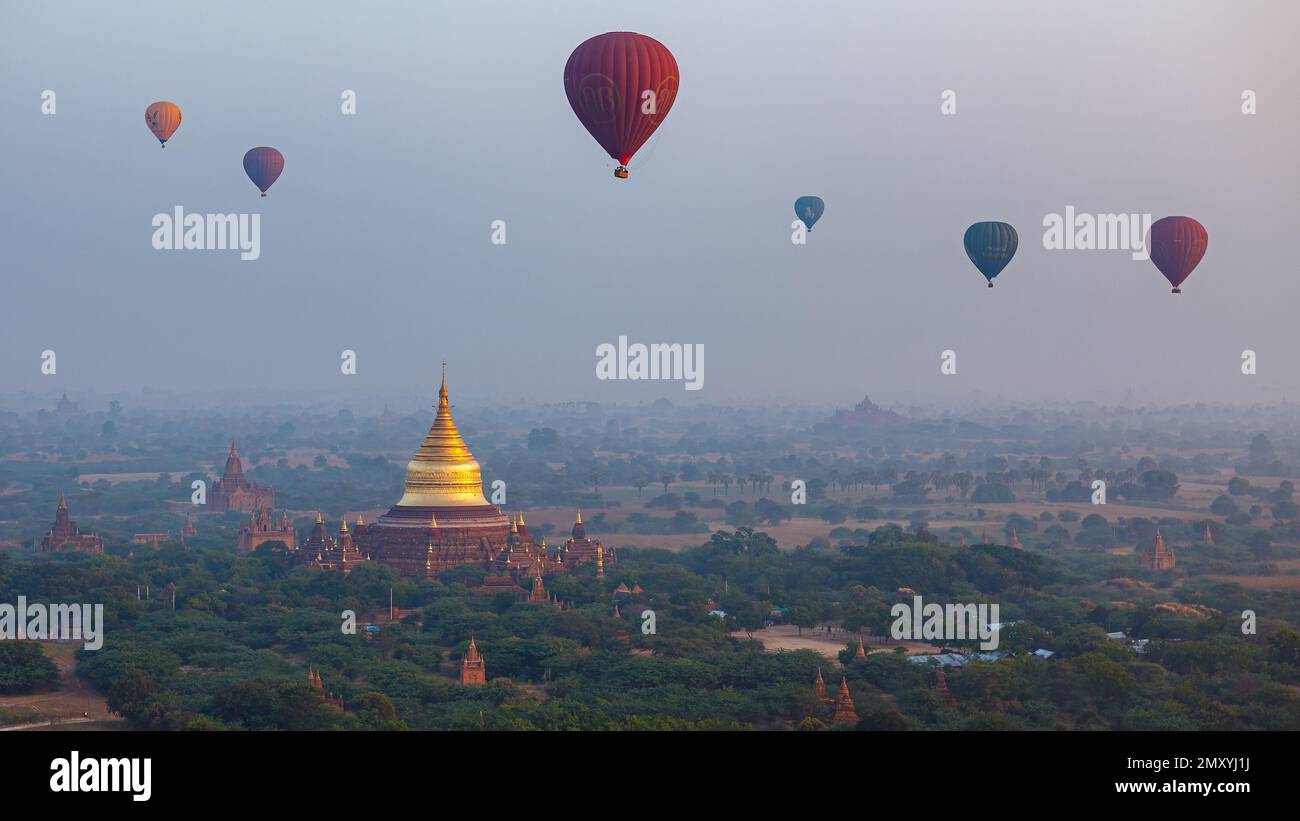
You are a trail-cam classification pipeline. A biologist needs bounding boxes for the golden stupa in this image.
[394,365,491,508]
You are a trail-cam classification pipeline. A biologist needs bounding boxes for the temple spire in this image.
[832,676,858,724]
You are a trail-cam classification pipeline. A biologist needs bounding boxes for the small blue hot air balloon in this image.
[794,196,824,231]
[963,221,1018,287]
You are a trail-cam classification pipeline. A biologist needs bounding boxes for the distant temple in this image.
[460,636,486,686]
[297,368,614,582]
[1203,524,1213,545]
[37,495,104,554]
[55,393,80,414]
[833,395,905,426]
[831,676,858,724]
[1138,529,1176,571]
[527,560,549,604]
[209,441,275,513]
[813,669,829,704]
[561,509,610,569]
[934,669,958,708]
[1009,528,1023,549]
[131,532,169,549]
[308,668,345,714]
[300,513,365,572]
[237,505,298,552]
[180,514,197,543]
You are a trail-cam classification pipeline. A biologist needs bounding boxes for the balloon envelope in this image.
[243,147,284,196]
[563,32,679,169]
[1148,216,1207,293]
[145,101,181,146]
[794,196,824,230]
[964,222,1018,286]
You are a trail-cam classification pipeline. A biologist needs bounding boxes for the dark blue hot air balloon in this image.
[243,147,284,197]
[794,196,824,231]
[963,221,1018,287]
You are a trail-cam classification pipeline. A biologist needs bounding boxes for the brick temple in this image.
[210,441,275,513]
[294,367,615,582]
[1138,529,1176,571]
[237,506,298,552]
[37,495,104,554]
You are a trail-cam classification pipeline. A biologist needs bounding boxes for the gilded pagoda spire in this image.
[394,367,490,508]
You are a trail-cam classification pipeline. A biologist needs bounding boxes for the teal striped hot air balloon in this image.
[963,221,1018,287]
[795,196,824,231]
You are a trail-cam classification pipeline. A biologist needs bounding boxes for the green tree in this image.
[0,643,60,693]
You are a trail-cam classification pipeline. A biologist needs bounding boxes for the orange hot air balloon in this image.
[145,101,182,147]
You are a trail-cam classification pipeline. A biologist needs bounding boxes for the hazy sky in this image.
[2,0,1297,409]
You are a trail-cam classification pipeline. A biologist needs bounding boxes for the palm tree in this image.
[659,471,674,495]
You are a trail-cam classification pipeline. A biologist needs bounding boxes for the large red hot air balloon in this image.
[563,32,679,179]
[1148,216,1208,293]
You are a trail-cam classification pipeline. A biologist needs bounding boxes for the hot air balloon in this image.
[1148,216,1207,294]
[964,222,1018,288]
[145,101,182,147]
[243,147,284,197]
[563,32,679,179]
[795,196,824,231]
